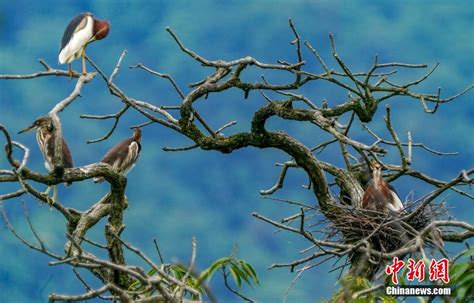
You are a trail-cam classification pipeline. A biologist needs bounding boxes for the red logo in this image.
[385,257,450,284]
[385,257,405,284]
[429,258,450,283]
[407,259,425,282]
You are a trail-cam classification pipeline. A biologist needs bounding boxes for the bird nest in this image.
[316,198,448,254]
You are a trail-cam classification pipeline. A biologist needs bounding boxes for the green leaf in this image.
[147,268,157,276]
[380,295,397,303]
[451,262,469,281]
[398,274,407,286]
[240,260,260,284]
[128,279,141,291]
[231,263,251,286]
[457,272,474,287]
[462,247,474,258]
[198,257,233,282]
[213,257,234,267]
[456,286,467,301]
[170,264,187,280]
[229,265,242,287]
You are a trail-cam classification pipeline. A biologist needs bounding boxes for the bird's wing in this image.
[362,180,384,211]
[43,131,74,168]
[59,14,94,64]
[100,138,135,172]
[62,138,74,168]
[386,202,399,213]
[94,140,139,183]
[387,183,400,196]
[120,141,140,175]
[386,182,404,211]
[390,190,404,212]
[101,138,131,164]
[60,13,88,51]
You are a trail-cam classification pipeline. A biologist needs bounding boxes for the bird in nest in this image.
[93,128,142,183]
[19,116,74,204]
[362,161,404,213]
[361,161,445,249]
[58,12,110,77]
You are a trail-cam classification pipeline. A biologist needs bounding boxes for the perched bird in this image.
[18,116,74,203]
[94,128,142,183]
[58,12,110,77]
[361,161,404,213]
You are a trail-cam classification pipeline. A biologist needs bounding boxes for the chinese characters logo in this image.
[385,257,449,284]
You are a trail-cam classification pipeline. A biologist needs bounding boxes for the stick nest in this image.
[316,198,448,254]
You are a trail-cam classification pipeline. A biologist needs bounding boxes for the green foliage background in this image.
[0,1,472,302]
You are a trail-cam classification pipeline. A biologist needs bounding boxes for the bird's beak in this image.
[18,124,36,134]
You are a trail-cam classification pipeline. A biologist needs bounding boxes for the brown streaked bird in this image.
[19,116,74,204]
[94,128,142,183]
[59,12,110,77]
[362,161,404,213]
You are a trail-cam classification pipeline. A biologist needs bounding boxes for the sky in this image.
[0,1,473,302]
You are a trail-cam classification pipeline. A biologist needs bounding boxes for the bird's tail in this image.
[58,47,73,65]
[93,177,105,184]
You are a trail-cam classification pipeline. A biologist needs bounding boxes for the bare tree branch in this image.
[1,18,472,302]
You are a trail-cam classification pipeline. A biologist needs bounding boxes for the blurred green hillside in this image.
[0,1,473,302]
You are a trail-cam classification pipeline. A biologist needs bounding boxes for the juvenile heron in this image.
[94,128,142,183]
[58,12,110,77]
[362,161,404,213]
[19,116,74,204]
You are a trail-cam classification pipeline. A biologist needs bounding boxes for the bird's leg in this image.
[44,186,51,195]
[42,186,55,205]
[42,185,57,205]
[51,185,57,205]
[68,64,73,79]
[81,48,87,75]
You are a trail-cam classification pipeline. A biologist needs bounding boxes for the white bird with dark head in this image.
[59,12,110,76]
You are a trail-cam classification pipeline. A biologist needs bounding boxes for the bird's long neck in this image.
[36,127,51,155]
[132,129,142,142]
[373,168,381,180]
[36,127,56,171]
[372,168,382,189]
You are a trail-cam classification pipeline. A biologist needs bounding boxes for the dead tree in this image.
[1,19,473,301]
